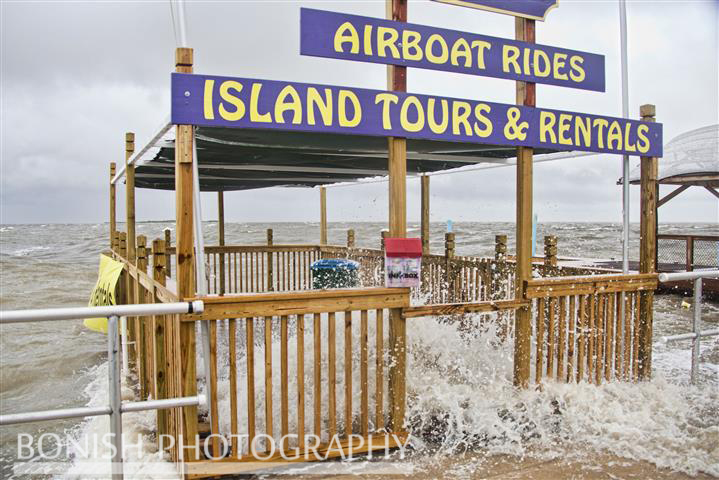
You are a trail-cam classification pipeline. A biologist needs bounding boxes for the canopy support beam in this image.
[705,186,719,200]
[658,184,690,208]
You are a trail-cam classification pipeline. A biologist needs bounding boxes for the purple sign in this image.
[300,9,604,92]
[172,73,662,157]
[431,0,558,21]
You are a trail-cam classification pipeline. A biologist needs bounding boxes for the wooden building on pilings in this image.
[107,32,661,480]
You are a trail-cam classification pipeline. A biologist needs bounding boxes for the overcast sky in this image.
[1,0,717,226]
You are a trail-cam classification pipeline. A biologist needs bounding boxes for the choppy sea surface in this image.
[1,222,717,478]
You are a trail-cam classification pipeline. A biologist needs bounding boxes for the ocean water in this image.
[0,222,717,478]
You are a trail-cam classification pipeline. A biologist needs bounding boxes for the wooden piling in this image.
[421,175,430,255]
[320,187,327,245]
[347,229,355,248]
[109,163,116,248]
[638,104,657,381]
[152,238,168,437]
[125,133,136,264]
[174,46,199,458]
[218,191,225,295]
[387,0,408,433]
[513,17,535,389]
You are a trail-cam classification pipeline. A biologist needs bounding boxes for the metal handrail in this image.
[658,270,719,384]
[0,301,205,480]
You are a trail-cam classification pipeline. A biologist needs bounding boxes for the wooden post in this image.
[387,0,407,433]
[686,236,694,272]
[421,175,430,256]
[164,228,172,278]
[112,231,120,253]
[493,234,508,301]
[110,163,116,248]
[125,133,136,264]
[119,232,127,258]
[152,238,168,437]
[136,235,149,399]
[444,232,456,302]
[544,235,558,267]
[218,191,226,296]
[347,229,355,248]
[638,104,657,381]
[174,46,199,457]
[513,17,535,389]
[319,187,327,245]
[267,229,274,291]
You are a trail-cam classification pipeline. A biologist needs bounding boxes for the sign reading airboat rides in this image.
[431,0,559,21]
[171,73,663,157]
[300,8,604,92]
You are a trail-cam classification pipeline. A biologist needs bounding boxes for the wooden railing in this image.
[525,273,658,384]
[185,288,410,467]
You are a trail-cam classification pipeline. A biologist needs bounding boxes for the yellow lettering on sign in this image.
[624,122,637,152]
[607,121,623,150]
[339,90,362,127]
[470,40,491,69]
[575,116,592,148]
[636,124,650,154]
[426,34,449,64]
[375,93,399,130]
[502,45,521,74]
[274,85,302,124]
[427,98,449,134]
[363,25,373,55]
[452,101,472,136]
[473,104,492,137]
[307,87,333,126]
[250,83,272,123]
[450,38,472,67]
[593,118,609,149]
[558,113,573,145]
[218,80,245,121]
[569,55,585,83]
[539,111,557,143]
[377,26,400,58]
[400,96,425,132]
[402,30,423,61]
[334,22,360,54]
[553,53,568,80]
[203,79,215,120]
[534,50,551,78]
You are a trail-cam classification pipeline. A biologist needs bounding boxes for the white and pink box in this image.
[384,238,422,288]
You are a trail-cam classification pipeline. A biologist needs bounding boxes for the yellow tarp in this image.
[84,254,125,333]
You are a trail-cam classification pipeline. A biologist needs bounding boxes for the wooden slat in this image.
[546,298,555,378]
[596,294,605,385]
[558,296,566,381]
[614,293,622,379]
[246,318,256,443]
[606,293,615,381]
[587,295,595,382]
[577,295,586,382]
[280,315,289,438]
[535,297,545,384]
[375,308,384,430]
[264,317,273,439]
[313,312,322,437]
[567,295,576,383]
[328,312,337,438]
[188,288,410,321]
[344,311,353,437]
[632,292,640,380]
[622,293,631,380]
[402,299,528,318]
[228,319,239,457]
[209,321,220,457]
[360,309,369,437]
[525,273,658,298]
[297,314,305,447]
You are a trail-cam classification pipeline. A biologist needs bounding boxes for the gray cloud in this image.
[1,0,717,225]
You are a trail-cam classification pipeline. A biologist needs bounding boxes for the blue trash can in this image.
[310,258,360,289]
